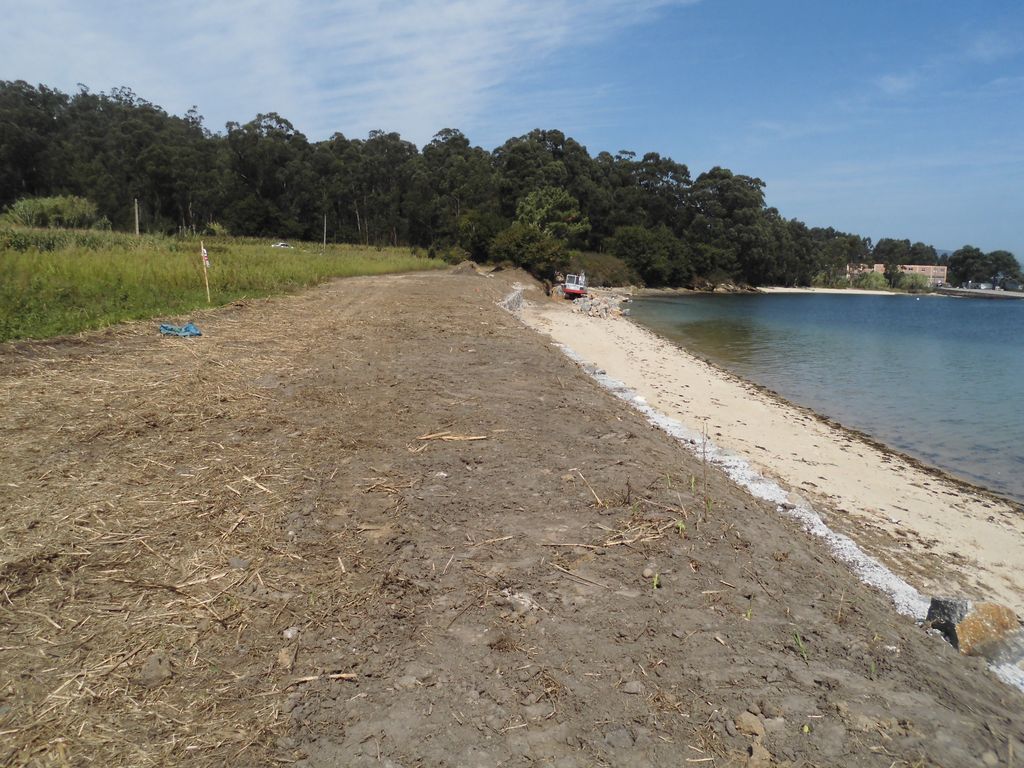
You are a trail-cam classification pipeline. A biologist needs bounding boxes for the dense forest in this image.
[1,81,1018,288]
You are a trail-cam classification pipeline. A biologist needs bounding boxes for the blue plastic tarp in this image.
[159,322,202,337]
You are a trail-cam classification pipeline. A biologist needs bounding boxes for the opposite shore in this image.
[522,287,1024,617]
[636,286,920,297]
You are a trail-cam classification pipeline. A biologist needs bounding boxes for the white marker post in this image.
[200,240,211,304]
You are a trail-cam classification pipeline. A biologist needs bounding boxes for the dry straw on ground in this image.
[0,295,378,766]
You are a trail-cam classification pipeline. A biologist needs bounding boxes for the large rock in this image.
[957,603,1021,656]
[734,711,766,740]
[926,596,971,645]
[927,597,1020,656]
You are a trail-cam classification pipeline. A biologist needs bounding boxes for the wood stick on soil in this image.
[474,536,513,546]
[446,590,486,629]
[285,675,320,689]
[551,563,610,590]
[417,430,488,441]
[574,470,604,507]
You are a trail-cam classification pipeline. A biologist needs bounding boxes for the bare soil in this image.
[1,270,1021,767]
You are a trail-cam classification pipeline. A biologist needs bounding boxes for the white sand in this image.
[522,293,1024,615]
[759,286,897,296]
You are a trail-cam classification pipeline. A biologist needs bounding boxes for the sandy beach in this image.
[523,290,1024,616]
[758,286,899,296]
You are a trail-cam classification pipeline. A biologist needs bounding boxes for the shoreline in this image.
[522,292,1024,616]
[759,286,904,296]
[629,286,922,298]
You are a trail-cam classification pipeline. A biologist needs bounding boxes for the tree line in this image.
[1,81,1018,288]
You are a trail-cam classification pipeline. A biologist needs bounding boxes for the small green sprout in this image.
[794,632,808,662]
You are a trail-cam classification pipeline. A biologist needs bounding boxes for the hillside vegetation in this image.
[3,81,1017,289]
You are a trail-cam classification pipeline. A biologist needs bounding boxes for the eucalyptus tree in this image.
[422,128,501,247]
[685,167,769,283]
[0,81,68,207]
[221,113,317,238]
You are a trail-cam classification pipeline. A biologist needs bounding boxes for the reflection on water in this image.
[631,293,1024,502]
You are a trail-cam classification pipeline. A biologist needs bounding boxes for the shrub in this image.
[489,223,568,279]
[203,221,230,237]
[853,271,888,290]
[607,225,691,287]
[811,272,850,288]
[3,196,100,229]
[0,227,152,252]
[438,245,471,265]
[568,251,638,287]
[898,272,931,292]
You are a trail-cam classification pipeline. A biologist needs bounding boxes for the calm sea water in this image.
[629,293,1024,502]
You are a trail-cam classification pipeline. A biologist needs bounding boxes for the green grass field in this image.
[0,230,446,341]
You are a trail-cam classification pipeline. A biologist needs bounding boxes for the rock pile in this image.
[927,597,1021,657]
[571,295,628,319]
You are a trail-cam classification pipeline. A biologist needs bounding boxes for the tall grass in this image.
[0,231,445,341]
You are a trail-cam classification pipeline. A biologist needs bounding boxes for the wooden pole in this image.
[134,198,140,236]
[201,240,211,304]
[323,213,327,254]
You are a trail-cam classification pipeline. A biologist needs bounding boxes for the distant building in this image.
[867,263,947,287]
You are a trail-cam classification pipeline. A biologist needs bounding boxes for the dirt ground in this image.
[1,269,1022,768]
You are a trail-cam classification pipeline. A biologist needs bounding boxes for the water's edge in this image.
[625,308,1022,512]
[629,293,1024,504]
[553,340,1024,693]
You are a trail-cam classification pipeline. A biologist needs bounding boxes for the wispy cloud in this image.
[964,31,1020,63]
[875,72,920,96]
[0,0,699,145]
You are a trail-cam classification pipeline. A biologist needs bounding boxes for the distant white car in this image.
[271,242,293,249]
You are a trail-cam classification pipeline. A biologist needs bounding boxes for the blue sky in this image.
[3,0,1022,255]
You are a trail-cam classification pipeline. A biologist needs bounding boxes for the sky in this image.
[3,0,1023,255]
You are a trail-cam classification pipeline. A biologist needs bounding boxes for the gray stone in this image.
[137,652,174,688]
[621,680,645,695]
[507,733,531,757]
[746,742,772,768]
[517,666,539,682]
[604,727,635,749]
[395,675,419,690]
[734,711,765,739]
[926,596,972,647]
[524,702,551,719]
